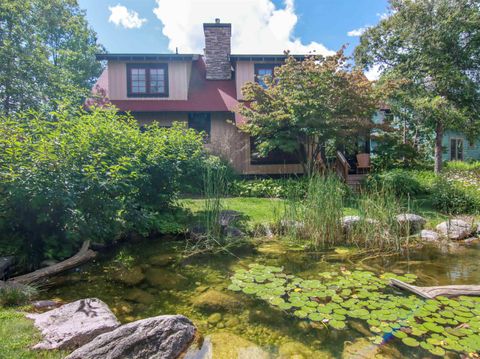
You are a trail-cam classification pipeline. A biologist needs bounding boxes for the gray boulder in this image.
[65,315,196,359]
[341,216,378,232]
[420,230,440,242]
[26,298,120,350]
[436,219,475,240]
[396,213,426,234]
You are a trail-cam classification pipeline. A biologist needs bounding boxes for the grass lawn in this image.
[180,197,285,225]
[0,307,66,358]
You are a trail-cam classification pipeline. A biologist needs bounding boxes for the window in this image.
[250,137,301,165]
[254,64,277,89]
[127,64,168,97]
[188,113,211,142]
[450,138,464,161]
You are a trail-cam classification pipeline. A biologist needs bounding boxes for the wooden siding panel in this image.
[108,61,189,101]
[442,131,480,162]
[235,62,254,100]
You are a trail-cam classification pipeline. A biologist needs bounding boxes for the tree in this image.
[0,0,104,115]
[235,50,377,175]
[355,0,480,173]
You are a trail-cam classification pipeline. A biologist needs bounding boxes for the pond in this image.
[45,238,480,358]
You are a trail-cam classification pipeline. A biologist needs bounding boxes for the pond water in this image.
[45,238,480,358]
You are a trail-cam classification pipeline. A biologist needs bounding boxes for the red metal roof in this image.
[108,57,239,112]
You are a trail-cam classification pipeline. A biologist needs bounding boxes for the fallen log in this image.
[390,278,480,299]
[8,241,96,285]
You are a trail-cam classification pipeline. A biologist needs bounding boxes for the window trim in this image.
[450,138,464,161]
[126,63,169,98]
[254,63,278,88]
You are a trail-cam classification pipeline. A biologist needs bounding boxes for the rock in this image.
[65,315,196,359]
[278,341,331,359]
[420,229,440,242]
[207,312,222,324]
[0,256,15,279]
[192,289,243,313]
[225,316,240,328]
[32,300,62,311]
[112,266,145,286]
[436,219,474,240]
[185,332,271,359]
[219,210,242,227]
[341,216,378,232]
[26,298,120,350]
[145,267,188,289]
[395,213,426,234]
[342,338,401,359]
[149,254,175,267]
[125,288,155,305]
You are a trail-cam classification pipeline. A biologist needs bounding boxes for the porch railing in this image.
[335,150,350,182]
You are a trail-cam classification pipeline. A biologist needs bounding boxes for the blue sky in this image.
[78,0,389,57]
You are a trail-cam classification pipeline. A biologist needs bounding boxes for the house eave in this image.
[95,53,198,62]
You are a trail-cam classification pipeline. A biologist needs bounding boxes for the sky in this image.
[78,0,389,77]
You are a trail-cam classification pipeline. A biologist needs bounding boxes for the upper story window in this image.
[254,64,277,89]
[127,63,168,97]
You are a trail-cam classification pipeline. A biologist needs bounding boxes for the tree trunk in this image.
[391,278,480,299]
[434,121,443,174]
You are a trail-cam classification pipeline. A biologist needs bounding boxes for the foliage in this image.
[229,264,480,357]
[0,107,206,267]
[0,285,37,307]
[431,177,480,215]
[365,169,427,197]
[230,177,308,198]
[281,174,348,248]
[355,0,480,173]
[236,50,378,174]
[0,0,104,115]
[444,160,480,173]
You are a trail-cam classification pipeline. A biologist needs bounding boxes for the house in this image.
[92,19,370,177]
[442,131,480,162]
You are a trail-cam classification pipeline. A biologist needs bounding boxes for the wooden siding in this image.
[442,131,480,162]
[131,111,303,175]
[107,61,191,101]
[235,62,254,100]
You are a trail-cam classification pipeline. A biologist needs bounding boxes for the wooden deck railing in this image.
[335,150,350,182]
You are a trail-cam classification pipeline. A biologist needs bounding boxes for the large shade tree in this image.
[235,50,378,175]
[0,0,104,115]
[355,0,480,173]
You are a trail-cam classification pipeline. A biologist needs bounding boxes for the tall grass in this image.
[202,164,226,242]
[281,174,410,252]
[350,187,407,251]
[282,174,346,248]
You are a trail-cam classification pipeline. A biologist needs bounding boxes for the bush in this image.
[0,107,206,267]
[0,284,37,307]
[431,177,480,214]
[230,177,308,198]
[365,169,427,197]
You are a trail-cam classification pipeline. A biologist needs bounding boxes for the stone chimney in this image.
[203,19,231,80]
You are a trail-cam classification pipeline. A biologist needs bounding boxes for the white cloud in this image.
[109,4,147,29]
[347,27,367,37]
[153,0,335,55]
[365,64,382,81]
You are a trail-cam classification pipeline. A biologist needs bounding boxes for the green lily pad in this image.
[402,337,420,347]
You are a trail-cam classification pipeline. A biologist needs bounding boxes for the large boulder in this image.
[341,216,378,233]
[395,214,426,234]
[65,315,196,359]
[26,298,120,350]
[192,289,243,313]
[436,219,475,240]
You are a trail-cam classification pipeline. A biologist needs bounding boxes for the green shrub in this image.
[230,177,308,198]
[431,177,480,214]
[0,285,37,307]
[444,160,480,172]
[0,107,206,267]
[365,169,427,197]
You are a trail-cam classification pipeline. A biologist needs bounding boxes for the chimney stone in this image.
[203,20,231,80]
